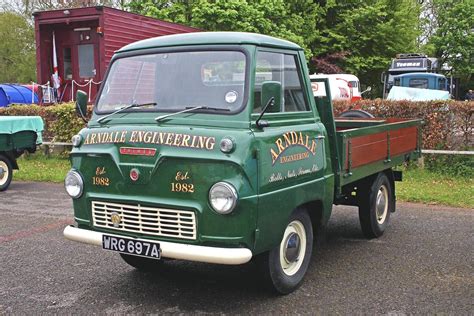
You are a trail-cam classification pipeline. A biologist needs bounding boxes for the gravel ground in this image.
[0,181,472,314]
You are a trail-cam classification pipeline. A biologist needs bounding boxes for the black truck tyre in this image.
[358,172,394,238]
[0,154,13,191]
[259,208,314,294]
[119,253,164,271]
[339,109,374,118]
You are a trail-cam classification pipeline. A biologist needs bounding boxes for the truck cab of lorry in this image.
[64,32,421,294]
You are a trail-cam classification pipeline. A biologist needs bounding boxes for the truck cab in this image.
[64,32,421,294]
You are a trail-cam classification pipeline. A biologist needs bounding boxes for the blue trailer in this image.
[0,84,39,107]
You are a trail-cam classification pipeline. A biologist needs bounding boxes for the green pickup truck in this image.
[63,32,421,294]
[0,116,43,191]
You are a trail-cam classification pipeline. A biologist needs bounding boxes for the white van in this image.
[310,74,362,102]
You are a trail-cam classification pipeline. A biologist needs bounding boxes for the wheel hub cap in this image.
[0,167,4,179]
[284,232,301,263]
[376,185,388,224]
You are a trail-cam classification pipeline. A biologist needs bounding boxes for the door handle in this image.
[315,135,325,139]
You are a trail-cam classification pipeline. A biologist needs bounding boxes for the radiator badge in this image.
[270,131,317,165]
[110,212,122,228]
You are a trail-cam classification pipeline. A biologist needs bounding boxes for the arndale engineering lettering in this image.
[83,130,216,150]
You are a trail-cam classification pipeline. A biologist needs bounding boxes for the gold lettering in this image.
[165,133,173,145]
[205,137,215,150]
[90,133,97,144]
[84,133,91,145]
[298,132,304,145]
[190,135,198,148]
[143,131,153,143]
[310,140,317,154]
[283,133,292,148]
[158,132,165,144]
[275,138,285,153]
[151,131,159,144]
[198,136,206,149]
[181,134,191,147]
[130,131,137,142]
[120,131,127,143]
[173,133,182,146]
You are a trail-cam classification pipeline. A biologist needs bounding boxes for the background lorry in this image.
[381,53,457,99]
[0,116,43,191]
[63,32,422,294]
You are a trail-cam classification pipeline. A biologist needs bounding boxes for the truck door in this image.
[252,49,328,251]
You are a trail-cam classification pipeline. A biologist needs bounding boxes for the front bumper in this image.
[63,225,252,265]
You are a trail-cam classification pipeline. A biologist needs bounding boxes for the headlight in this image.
[65,169,84,199]
[71,134,82,147]
[209,182,238,214]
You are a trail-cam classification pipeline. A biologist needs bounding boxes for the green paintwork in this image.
[119,32,302,53]
[69,32,421,258]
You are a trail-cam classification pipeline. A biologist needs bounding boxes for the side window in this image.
[254,51,309,113]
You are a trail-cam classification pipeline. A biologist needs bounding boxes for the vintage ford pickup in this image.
[0,116,43,191]
[63,32,421,294]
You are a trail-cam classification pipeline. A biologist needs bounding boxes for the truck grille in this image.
[91,201,196,240]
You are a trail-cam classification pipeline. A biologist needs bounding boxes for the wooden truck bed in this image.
[334,117,422,187]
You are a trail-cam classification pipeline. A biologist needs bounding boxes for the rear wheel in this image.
[258,208,313,294]
[0,155,13,191]
[358,172,394,238]
[120,253,164,271]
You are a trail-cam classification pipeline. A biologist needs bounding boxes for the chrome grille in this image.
[92,201,196,240]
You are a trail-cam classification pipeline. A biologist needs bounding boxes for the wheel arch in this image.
[0,151,18,169]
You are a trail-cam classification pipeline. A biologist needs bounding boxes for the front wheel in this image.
[259,208,313,294]
[0,154,13,191]
[358,172,394,238]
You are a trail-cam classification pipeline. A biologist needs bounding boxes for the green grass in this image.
[397,167,474,209]
[14,152,70,183]
[12,153,473,209]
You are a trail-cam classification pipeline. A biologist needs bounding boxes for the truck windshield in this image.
[96,50,247,113]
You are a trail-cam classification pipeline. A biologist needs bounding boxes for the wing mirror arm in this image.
[255,97,274,129]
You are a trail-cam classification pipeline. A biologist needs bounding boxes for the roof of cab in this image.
[118,31,302,53]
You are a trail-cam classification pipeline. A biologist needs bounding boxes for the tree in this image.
[0,12,36,83]
[127,0,322,58]
[310,0,422,94]
[422,0,473,80]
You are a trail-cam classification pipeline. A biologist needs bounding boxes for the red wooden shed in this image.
[33,6,198,103]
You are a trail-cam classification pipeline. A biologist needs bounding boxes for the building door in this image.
[71,24,100,103]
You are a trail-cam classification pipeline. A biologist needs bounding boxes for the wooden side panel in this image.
[344,125,418,170]
[346,132,387,169]
[390,126,418,156]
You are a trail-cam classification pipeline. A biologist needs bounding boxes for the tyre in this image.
[258,208,313,294]
[358,172,394,238]
[120,253,164,271]
[0,154,13,192]
[339,109,374,118]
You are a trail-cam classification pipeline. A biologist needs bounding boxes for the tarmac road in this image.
[0,182,472,314]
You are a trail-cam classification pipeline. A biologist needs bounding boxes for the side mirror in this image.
[256,81,282,128]
[75,90,88,123]
[261,81,282,113]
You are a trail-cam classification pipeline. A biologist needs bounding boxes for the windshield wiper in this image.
[155,106,230,122]
[97,102,157,123]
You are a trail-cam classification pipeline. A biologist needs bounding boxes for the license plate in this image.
[102,235,161,259]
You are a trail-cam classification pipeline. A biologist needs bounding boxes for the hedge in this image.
[0,100,472,150]
[334,99,473,150]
